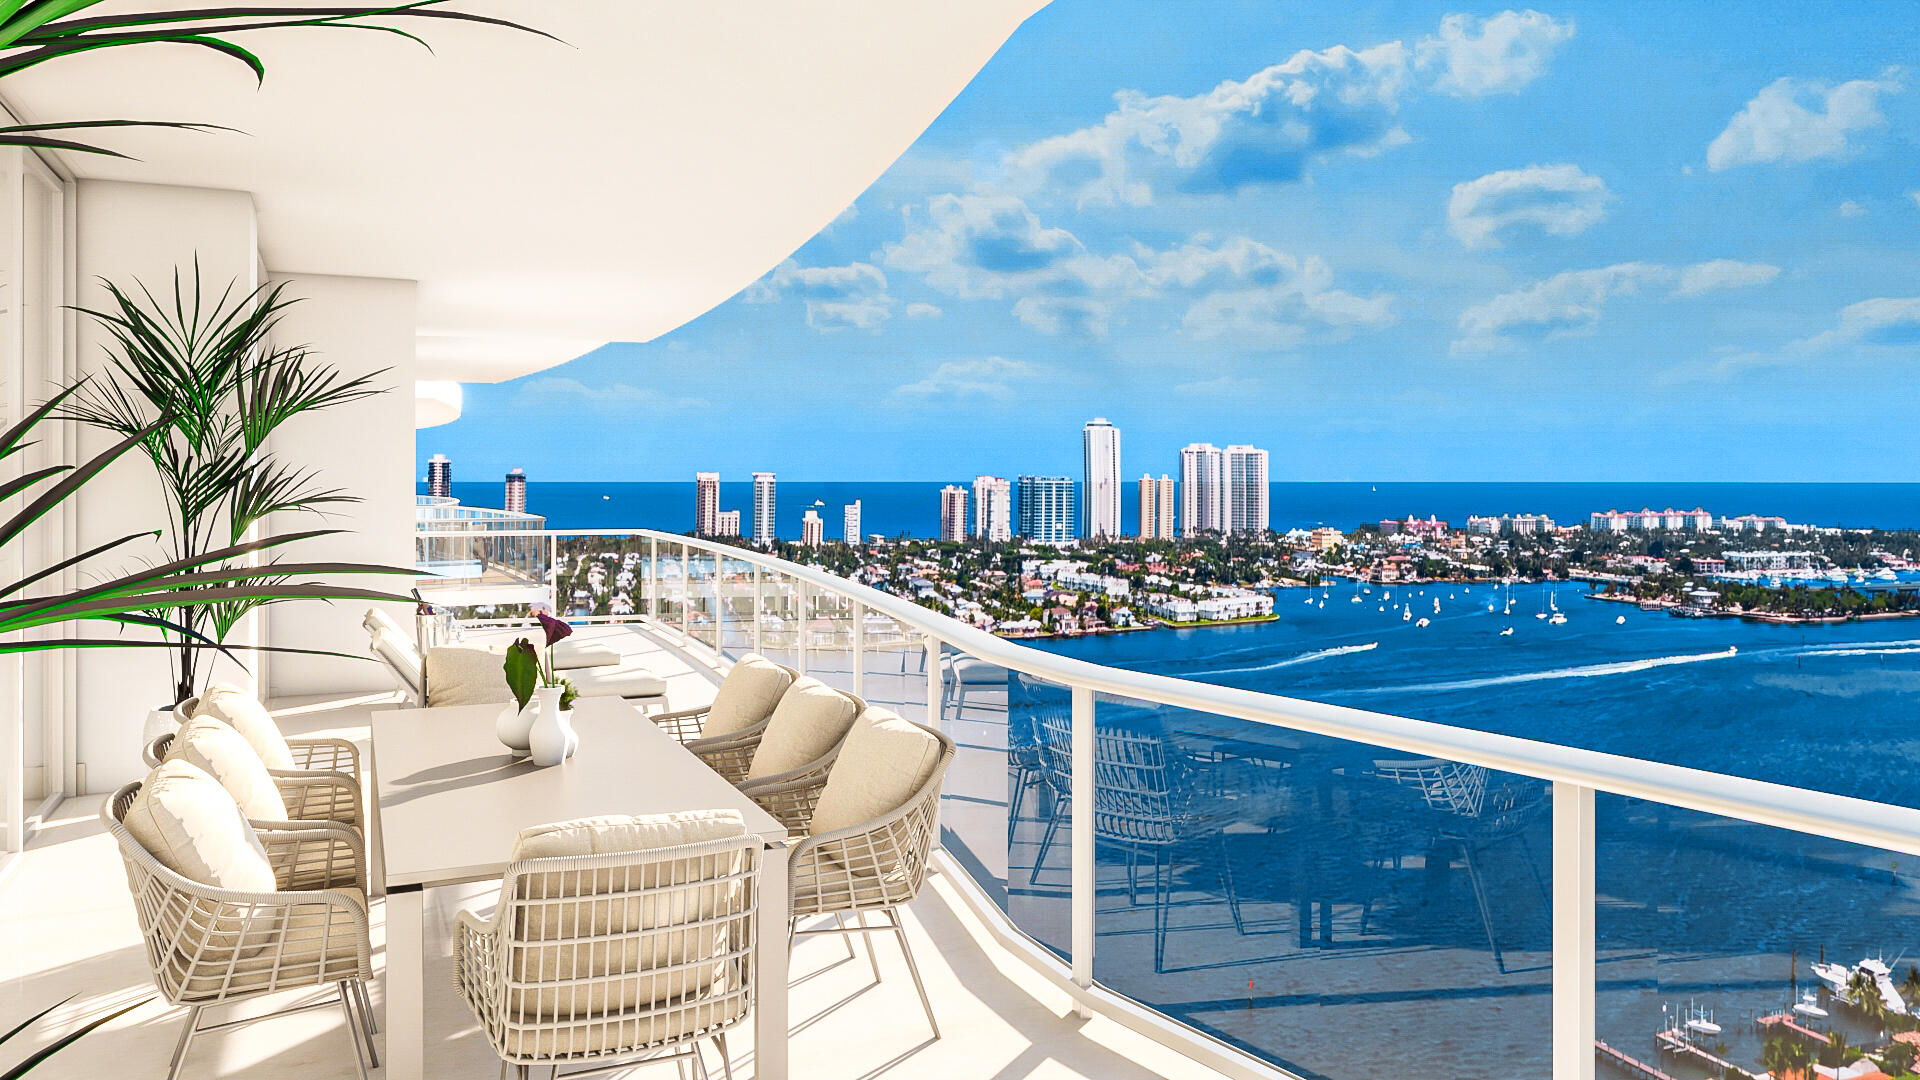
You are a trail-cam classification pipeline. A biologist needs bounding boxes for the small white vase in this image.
[528,686,573,767]
[497,699,537,757]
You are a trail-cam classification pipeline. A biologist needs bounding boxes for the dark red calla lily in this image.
[536,611,574,647]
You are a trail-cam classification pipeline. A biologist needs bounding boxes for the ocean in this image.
[433,480,1920,539]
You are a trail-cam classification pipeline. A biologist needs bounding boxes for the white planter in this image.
[142,705,180,749]
[527,686,575,767]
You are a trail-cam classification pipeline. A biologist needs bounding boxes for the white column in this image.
[754,840,791,1079]
[647,537,659,622]
[1552,781,1595,1080]
[1069,685,1094,1018]
[795,580,809,676]
[924,635,941,729]
[679,546,689,633]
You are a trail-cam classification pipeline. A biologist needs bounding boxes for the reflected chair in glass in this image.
[941,654,1008,726]
[1031,711,1268,973]
[1370,758,1549,972]
[455,834,762,1080]
[741,722,957,1037]
[103,783,378,1080]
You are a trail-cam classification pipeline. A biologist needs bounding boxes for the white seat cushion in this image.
[699,654,794,738]
[567,665,667,699]
[123,759,277,893]
[166,716,289,822]
[745,678,859,781]
[192,684,294,771]
[371,628,425,700]
[424,645,513,707]
[363,606,409,641]
[553,640,622,669]
[511,809,748,861]
[809,708,942,837]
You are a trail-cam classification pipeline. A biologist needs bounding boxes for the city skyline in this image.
[418,1,1920,484]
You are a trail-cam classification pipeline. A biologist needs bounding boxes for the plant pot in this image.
[142,705,180,749]
[527,686,575,767]
[497,699,536,758]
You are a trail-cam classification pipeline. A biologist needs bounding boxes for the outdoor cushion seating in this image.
[687,673,859,787]
[650,653,794,745]
[165,716,289,822]
[193,683,296,769]
[364,607,623,670]
[148,685,364,831]
[368,622,666,706]
[454,809,760,1070]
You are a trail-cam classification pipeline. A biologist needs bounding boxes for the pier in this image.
[1656,1028,1748,1078]
[1754,1013,1831,1045]
[1595,1039,1678,1080]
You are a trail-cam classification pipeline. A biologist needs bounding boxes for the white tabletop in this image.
[372,695,787,889]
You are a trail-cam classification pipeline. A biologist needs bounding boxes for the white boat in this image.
[1415,618,1430,628]
[1402,606,1411,622]
[1794,992,1828,1019]
[1616,615,1626,625]
[1317,600,1324,609]
[1432,598,1441,614]
[1684,1002,1721,1037]
[1351,596,1362,604]
[1549,612,1567,625]
[1499,626,1513,636]
[1488,603,1497,613]
[1811,956,1909,1016]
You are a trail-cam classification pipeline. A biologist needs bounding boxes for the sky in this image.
[422,1,1920,484]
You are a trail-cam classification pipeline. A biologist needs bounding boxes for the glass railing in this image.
[414,527,1920,1080]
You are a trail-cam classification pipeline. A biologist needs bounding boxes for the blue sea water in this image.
[437,479,1920,538]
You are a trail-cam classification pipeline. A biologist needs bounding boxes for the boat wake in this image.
[1359,647,1740,694]
[1199,642,1380,675]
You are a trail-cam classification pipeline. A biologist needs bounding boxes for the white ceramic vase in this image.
[497,698,537,757]
[143,705,180,747]
[528,686,575,767]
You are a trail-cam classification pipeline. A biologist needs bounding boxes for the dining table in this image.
[369,695,792,1079]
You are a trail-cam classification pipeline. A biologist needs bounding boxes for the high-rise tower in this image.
[1082,417,1121,539]
[503,468,526,513]
[426,453,453,499]
[751,472,776,545]
[695,472,720,536]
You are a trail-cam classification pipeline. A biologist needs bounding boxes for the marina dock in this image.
[1595,1040,1678,1080]
[1754,1013,1831,1045]
[1656,1028,1746,1077]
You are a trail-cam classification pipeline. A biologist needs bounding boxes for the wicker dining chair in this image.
[171,692,366,780]
[687,678,862,788]
[103,781,378,1080]
[454,831,763,1080]
[742,715,955,1038]
[650,656,798,746]
[146,730,363,832]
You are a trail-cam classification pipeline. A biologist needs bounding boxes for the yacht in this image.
[1810,956,1909,1015]
[1415,617,1430,628]
[1794,992,1828,1019]
[1683,1002,1720,1037]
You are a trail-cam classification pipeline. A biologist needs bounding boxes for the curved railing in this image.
[418,527,1920,1080]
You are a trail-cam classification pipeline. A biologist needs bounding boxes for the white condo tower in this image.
[1225,445,1269,535]
[1179,443,1225,537]
[751,472,776,545]
[1082,417,1121,539]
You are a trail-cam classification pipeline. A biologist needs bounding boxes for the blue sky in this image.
[423,1,1920,483]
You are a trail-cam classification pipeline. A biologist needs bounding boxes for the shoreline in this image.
[1588,590,1920,626]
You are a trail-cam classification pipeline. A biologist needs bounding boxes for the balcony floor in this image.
[0,626,1222,1080]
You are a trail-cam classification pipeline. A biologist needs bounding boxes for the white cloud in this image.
[1455,259,1779,353]
[1839,200,1868,218]
[904,302,943,319]
[892,357,1037,402]
[1706,69,1904,171]
[1674,259,1781,298]
[513,377,710,413]
[1448,163,1611,249]
[882,193,1094,299]
[1159,237,1394,346]
[744,259,895,330]
[1797,297,1920,351]
[1175,375,1261,396]
[1415,10,1577,98]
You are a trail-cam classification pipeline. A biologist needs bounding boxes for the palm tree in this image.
[1823,1030,1857,1071]
[1902,964,1920,1009]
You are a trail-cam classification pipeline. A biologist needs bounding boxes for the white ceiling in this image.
[4,1,1045,382]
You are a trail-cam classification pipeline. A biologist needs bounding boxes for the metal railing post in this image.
[647,537,658,623]
[752,565,764,655]
[851,601,866,700]
[679,546,690,634]
[1070,685,1094,1019]
[796,579,809,676]
[713,554,726,656]
[925,634,941,730]
[546,533,558,612]
[1552,781,1595,1080]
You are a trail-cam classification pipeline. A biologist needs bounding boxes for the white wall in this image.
[72,180,260,792]
[263,272,417,698]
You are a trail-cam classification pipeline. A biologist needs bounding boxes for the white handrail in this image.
[414,526,1920,856]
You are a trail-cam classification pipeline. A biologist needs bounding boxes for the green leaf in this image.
[503,638,538,711]
[0,995,152,1079]
[0,995,73,1050]
[0,416,165,550]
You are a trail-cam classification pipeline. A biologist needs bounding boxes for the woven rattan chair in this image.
[146,730,363,832]
[169,694,365,778]
[454,834,763,1080]
[103,783,378,1080]
[686,685,863,788]
[742,721,955,1038]
[650,661,800,747]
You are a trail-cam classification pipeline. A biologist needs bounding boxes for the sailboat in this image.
[1432,597,1441,615]
[1535,589,1549,620]
[1402,605,1412,622]
[1548,593,1567,625]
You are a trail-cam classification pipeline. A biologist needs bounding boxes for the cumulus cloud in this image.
[1415,10,1576,98]
[1839,200,1868,218]
[1797,297,1920,350]
[892,357,1037,402]
[745,259,896,330]
[1152,236,1395,346]
[513,377,710,413]
[1706,69,1904,171]
[904,302,943,319]
[1455,259,1779,353]
[1448,163,1611,249]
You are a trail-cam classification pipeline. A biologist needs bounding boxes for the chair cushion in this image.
[699,654,794,738]
[369,628,425,700]
[510,809,748,861]
[362,606,409,641]
[424,645,514,707]
[810,708,943,837]
[166,716,289,822]
[745,678,859,781]
[566,665,668,699]
[192,684,294,771]
[553,640,622,669]
[122,759,276,893]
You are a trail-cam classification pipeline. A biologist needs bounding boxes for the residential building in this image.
[752,472,776,545]
[1178,443,1225,537]
[715,509,741,537]
[1309,527,1345,553]
[1225,444,1268,535]
[973,475,1012,541]
[843,501,862,544]
[940,485,969,542]
[503,467,526,513]
[1017,475,1075,543]
[694,471,720,535]
[801,508,824,548]
[1137,475,1162,539]
[1081,417,1121,539]
[426,453,453,498]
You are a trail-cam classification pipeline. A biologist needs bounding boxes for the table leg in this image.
[755,842,791,1080]
[385,885,425,1080]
